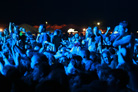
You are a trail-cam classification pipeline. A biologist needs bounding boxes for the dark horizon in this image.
[0,0,138,33]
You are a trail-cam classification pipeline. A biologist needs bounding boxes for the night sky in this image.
[0,0,138,33]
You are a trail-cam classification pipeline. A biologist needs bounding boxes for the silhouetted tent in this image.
[19,24,38,34]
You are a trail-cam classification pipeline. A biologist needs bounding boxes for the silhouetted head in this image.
[38,24,46,33]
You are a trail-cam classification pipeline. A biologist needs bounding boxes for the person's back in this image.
[52,29,62,51]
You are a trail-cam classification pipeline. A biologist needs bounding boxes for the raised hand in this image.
[107,27,111,30]
[9,22,12,33]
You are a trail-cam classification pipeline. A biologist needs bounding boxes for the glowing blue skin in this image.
[31,55,39,69]
[102,53,110,65]
[64,62,76,75]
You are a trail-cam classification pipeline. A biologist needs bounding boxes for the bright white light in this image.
[0,28,3,32]
[97,22,100,25]
[67,28,78,33]
[68,28,75,33]
[46,21,48,24]
[83,28,86,31]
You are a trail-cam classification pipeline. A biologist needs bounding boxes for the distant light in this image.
[74,31,78,33]
[0,28,3,32]
[83,28,86,31]
[97,22,100,26]
[68,28,75,33]
[137,31,138,33]
[102,31,104,33]
[46,21,48,24]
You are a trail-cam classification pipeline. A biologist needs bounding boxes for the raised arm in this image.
[105,27,111,36]
[9,22,12,34]
[113,35,132,47]
[9,22,15,34]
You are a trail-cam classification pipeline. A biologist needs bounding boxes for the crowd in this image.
[0,21,138,92]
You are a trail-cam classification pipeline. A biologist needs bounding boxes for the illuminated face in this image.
[46,45,52,51]
[4,29,9,35]
[14,26,19,34]
[86,29,92,38]
[67,62,76,75]
[75,34,79,38]
[102,53,110,64]
[31,55,38,69]
[99,30,102,34]
[93,27,99,35]
[118,25,125,36]
[12,33,19,40]
[85,30,89,37]
[38,25,43,33]
[34,46,40,51]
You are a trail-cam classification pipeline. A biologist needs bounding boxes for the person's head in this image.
[12,33,20,41]
[70,55,82,69]
[31,53,48,69]
[54,29,61,36]
[30,39,36,44]
[3,28,9,36]
[46,69,67,84]
[118,25,126,36]
[93,26,99,36]
[59,47,67,54]
[102,50,111,65]
[58,56,69,66]
[74,33,79,38]
[89,52,97,62]
[38,24,46,33]
[65,55,82,75]
[118,21,129,36]
[34,43,42,51]
[69,75,81,89]
[20,59,30,69]
[99,30,102,35]
[97,65,111,81]
[13,25,20,34]
[26,31,32,37]
[85,27,93,38]
[47,31,51,35]
[32,61,50,81]
[25,44,32,50]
